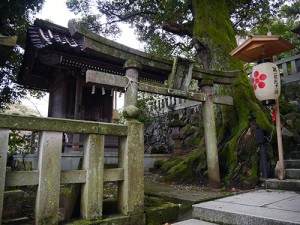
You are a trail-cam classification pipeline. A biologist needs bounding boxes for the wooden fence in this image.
[247,54,300,83]
[0,114,144,224]
[276,54,300,83]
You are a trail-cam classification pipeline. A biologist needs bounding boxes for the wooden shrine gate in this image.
[86,57,239,187]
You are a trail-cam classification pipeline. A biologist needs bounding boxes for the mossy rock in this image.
[183,132,199,147]
[161,147,207,183]
[181,124,197,137]
[189,112,202,126]
[169,119,185,127]
[145,203,179,225]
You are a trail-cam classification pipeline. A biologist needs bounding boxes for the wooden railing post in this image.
[0,129,9,224]
[81,134,104,220]
[35,131,62,225]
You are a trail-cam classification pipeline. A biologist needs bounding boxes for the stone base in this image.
[3,190,24,219]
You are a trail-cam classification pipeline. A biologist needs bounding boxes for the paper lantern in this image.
[251,62,280,105]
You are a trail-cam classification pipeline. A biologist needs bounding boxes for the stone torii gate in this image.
[86,58,238,187]
[68,20,239,187]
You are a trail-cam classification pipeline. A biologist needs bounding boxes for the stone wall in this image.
[144,103,204,154]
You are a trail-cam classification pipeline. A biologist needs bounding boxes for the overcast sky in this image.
[35,0,142,50]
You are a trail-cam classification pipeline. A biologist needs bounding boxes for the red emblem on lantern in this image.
[252,71,267,90]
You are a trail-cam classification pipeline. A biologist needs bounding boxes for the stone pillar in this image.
[118,120,144,215]
[81,134,104,220]
[123,59,141,109]
[118,59,144,216]
[35,131,62,225]
[201,85,220,187]
[0,129,9,224]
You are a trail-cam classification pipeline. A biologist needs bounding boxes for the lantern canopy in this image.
[251,62,280,105]
[230,35,295,62]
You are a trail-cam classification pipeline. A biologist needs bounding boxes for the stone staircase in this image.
[174,152,300,225]
[265,148,300,191]
[174,188,300,225]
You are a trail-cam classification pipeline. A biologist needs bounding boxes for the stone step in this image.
[286,169,300,179]
[192,190,300,225]
[2,217,29,225]
[265,178,300,191]
[173,219,218,225]
[290,151,300,159]
[285,159,300,169]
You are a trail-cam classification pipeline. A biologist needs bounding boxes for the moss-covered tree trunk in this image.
[162,0,273,188]
[193,0,273,187]
[191,0,240,70]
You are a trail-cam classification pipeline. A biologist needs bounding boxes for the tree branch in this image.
[161,22,193,37]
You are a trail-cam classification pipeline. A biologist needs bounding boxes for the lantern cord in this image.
[267,105,273,116]
[264,125,274,143]
[264,105,275,143]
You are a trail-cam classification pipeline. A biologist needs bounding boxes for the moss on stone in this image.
[181,124,197,136]
[170,112,185,127]
[161,147,207,183]
[145,204,179,225]
[169,119,185,127]
[60,187,72,198]
[200,77,214,86]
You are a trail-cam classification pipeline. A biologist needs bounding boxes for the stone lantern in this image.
[169,112,185,155]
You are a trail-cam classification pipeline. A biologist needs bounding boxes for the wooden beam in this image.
[86,70,234,106]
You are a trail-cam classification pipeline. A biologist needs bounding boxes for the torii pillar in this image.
[201,84,220,187]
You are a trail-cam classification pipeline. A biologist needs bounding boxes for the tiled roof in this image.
[27,22,83,53]
[18,19,171,91]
